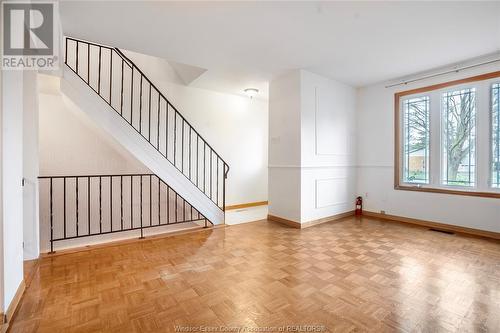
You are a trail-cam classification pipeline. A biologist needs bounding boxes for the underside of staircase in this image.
[40,37,229,252]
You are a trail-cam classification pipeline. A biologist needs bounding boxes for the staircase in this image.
[41,37,229,251]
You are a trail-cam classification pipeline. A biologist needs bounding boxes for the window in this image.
[442,88,476,187]
[402,96,430,184]
[395,71,500,198]
[493,83,500,188]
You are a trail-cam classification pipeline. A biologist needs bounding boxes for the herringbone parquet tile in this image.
[9,216,500,332]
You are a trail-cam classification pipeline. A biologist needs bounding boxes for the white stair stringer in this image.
[60,66,224,225]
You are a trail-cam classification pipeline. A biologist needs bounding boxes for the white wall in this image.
[0,48,4,314]
[124,51,269,206]
[38,75,149,176]
[300,71,357,222]
[356,62,500,233]
[23,71,40,260]
[268,70,357,223]
[1,70,25,310]
[268,71,302,222]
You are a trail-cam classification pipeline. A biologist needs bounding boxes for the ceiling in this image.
[59,1,500,99]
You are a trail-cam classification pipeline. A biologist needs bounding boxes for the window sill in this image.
[395,184,500,199]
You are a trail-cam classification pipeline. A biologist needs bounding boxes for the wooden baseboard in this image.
[5,279,26,324]
[226,201,268,210]
[268,211,355,229]
[362,211,500,240]
[267,214,301,228]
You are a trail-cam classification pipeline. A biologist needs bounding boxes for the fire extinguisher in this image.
[355,196,363,215]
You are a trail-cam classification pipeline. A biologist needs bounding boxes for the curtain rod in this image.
[385,57,500,88]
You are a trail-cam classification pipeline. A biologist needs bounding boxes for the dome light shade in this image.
[244,88,259,98]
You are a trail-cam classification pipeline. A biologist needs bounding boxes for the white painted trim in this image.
[268,164,355,169]
[398,76,500,195]
[314,177,349,209]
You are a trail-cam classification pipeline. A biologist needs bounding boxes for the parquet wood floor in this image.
[9,216,500,333]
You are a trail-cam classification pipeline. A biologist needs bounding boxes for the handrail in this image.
[39,173,211,253]
[39,172,155,179]
[64,36,229,211]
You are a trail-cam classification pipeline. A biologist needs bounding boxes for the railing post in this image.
[225,165,229,223]
[216,157,219,207]
[223,164,229,213]
[210,150,213,201]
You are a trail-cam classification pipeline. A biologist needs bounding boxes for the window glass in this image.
[402,96,430,184]
[442,88,476,187]
[492,83,500,188]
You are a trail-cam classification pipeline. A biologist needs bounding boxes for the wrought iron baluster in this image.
[98,46,102,94]
[148,85,152,142]
[120,176,123,231]
[76,177,79,236]
[109,50,113,104]
[120,59,124,115]
[63,178,66,238]
[76,41,79,74]
[87,43,90,84]
[140,175,144,238]
[99,176,102,234]
[139,76,143,133]
[87,177,90,235]
[49,178,54,253]
[110,176,113,232]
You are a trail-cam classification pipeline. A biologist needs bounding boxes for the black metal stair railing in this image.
[39,173,211,253]
[64,37,229,211]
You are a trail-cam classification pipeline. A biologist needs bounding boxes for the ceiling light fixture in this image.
[244,88,259,99]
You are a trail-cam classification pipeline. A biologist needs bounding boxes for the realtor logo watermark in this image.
[2,1,59,70]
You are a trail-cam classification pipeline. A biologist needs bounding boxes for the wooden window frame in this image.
[394,70,500,199]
